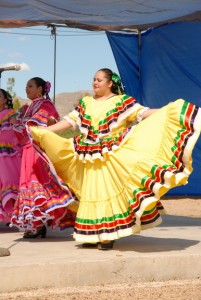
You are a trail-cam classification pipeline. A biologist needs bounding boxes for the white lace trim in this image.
[63,116,79,131]
[137,107,150,122]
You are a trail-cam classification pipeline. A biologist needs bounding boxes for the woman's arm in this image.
[42,118,73,133]
[142,108,158,120]
[8,112,18,124]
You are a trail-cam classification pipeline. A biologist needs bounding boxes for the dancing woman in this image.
[11,77,76,238]
[30,69,201,249]
[0,89,21,223]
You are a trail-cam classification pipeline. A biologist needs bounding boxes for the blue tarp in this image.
[0,1,201,31]
[107,22,201,196]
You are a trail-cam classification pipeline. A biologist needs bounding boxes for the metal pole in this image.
[50,25,57,104]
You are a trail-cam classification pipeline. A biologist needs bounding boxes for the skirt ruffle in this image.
[30,99,201,242]
[0,155,21,222]
[11,143,76,231]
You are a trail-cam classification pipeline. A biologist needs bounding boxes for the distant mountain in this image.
[54,90,93,116]
[17,90,93,117]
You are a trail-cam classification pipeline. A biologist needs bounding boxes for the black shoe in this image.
[82,243,98,248]
[98,241,114,250]
[23,226,47,239]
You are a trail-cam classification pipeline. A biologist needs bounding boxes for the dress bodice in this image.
[66,94,147,162]
[0,108,21,156]
[13,98,60,147]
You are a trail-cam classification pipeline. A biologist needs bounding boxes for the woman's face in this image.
[26,79,42,100]
[0,90,7,110]
[92,70,113,96]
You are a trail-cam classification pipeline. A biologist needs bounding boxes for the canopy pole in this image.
[50,25,57,104]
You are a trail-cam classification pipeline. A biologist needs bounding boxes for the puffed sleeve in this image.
[28,101,59,126]
[63,98,84,130]
[126,103,150,123]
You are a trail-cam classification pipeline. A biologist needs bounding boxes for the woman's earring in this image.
[118,86,122,95]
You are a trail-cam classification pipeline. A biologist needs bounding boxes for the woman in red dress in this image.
[11,77,76,238]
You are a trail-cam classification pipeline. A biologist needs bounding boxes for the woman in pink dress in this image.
[10,77,76,238]
[0,89,21,223]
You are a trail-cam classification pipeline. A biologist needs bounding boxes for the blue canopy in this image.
[0,1,201,31]
[107,22,201,196]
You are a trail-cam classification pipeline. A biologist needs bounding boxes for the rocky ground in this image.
[0,279,201,300]
[0,198,201,300]
[162,197,201,218]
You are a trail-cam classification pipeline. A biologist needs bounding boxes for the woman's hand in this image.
[47,116,56,126]
[8,116,17,124]
[46,119,72,133]
[38,126,46,129]
[142,108,158,120]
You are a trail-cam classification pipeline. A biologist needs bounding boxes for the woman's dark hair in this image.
[0,88,13,108]
[30,77,50,99]
[98,68,125,95]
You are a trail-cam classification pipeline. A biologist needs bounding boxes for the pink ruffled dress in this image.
[11,98,76,231]
[0,108,21,222]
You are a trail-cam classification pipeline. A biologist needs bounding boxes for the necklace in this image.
[94,94,115,101]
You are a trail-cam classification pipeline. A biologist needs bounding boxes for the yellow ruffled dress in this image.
[30,95,201,242]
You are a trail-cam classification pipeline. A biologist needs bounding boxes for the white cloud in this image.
[19,63,30,71]
[18,36,29,42]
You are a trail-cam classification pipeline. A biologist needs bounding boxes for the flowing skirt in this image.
[11,142,76,231]
[0,155,21,222]
[30,99,201,242]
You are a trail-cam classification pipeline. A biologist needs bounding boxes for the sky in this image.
[0,26,118,100]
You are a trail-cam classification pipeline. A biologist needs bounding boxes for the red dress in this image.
[11,98,76,231]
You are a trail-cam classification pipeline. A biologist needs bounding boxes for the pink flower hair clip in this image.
[45,81,51,94]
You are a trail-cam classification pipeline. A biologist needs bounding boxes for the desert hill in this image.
[54,90,93,116]
[18,90,93,117]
